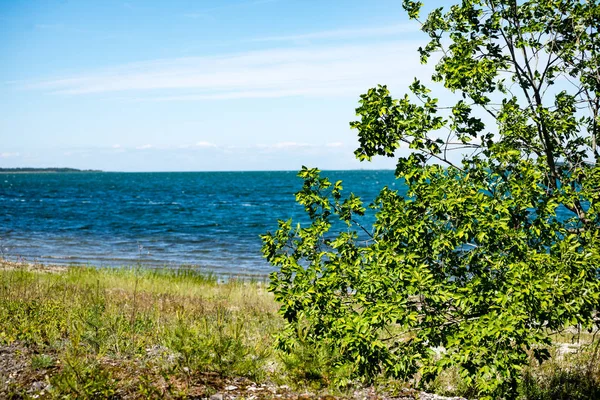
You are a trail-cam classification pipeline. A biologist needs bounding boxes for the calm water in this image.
[0,171,398,277]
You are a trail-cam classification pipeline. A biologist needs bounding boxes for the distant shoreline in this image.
[0,168,395,174]
[0,168,103,173]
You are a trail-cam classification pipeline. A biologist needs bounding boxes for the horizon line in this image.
[0,167,397,173]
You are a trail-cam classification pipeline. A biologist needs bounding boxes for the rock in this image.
[30,381,47,392]
[267,385,277,394]
[209,393,223,400]
[418,392,467,400]
[144,345,180,365]
[225,385,238,391]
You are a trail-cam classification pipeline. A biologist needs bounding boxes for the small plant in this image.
[31,353,55,370]
[51,358,118,399]
[278,339,354,390]
[137,373,164,398]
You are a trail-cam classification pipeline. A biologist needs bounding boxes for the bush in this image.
[263,1,600,398]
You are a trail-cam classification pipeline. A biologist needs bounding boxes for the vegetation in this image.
[0,262,598,398]
[0,263,281,398]
[262,1,600,399]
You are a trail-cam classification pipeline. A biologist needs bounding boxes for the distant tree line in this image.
[0,167,103,173]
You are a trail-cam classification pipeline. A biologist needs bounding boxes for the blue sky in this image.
[1,0,438,171]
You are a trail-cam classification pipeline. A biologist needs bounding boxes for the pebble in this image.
[418,392,466,400]
[30,381,47,392]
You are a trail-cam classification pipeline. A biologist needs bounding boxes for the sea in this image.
[0,170,399,278]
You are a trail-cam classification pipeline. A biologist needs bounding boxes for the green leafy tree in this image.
[262,1,600,398]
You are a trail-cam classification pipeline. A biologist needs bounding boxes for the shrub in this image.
[263,1,600,398]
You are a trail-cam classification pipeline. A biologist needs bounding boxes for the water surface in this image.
[0,170,398,277]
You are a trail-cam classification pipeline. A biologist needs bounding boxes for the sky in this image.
[0,0,441,172]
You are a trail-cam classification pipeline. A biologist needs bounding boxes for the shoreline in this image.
[0,258,271,283]
[0,259,68,273]
[0,168,102,173]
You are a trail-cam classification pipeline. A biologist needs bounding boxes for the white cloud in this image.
[249,23,419,43]
[1,152,21,158]
[26,38,428,100]
[195,141,217,148]
[326,142,344,148]
[183,0,279,18]
[269,142,311,149]
[129,143,218,151]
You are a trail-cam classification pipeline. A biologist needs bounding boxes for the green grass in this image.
[0,263,599,399]
[0,264,284,398]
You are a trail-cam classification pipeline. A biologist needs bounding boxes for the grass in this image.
[0,262,284,398]
[1,261,599,399]
[420,328,600,400]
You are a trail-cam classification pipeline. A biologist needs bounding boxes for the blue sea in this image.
[0,171,398,277]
